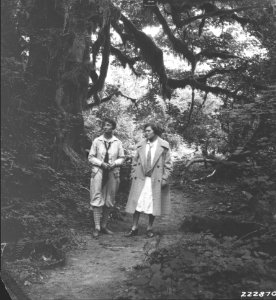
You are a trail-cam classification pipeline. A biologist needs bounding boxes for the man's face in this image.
[144,126,156,141]
[103,122,113,134]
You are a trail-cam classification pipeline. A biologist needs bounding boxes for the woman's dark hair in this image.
[143,122,163,136]
[103,118,116,130]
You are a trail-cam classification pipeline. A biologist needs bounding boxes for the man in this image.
[125,123,172,238]
[88,118,125,238]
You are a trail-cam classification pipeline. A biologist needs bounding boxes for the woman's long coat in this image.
[125,137,172,216]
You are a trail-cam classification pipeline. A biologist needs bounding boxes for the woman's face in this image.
[103,122,114,134]
[144,126,156,141]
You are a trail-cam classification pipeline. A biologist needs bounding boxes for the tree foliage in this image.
[1,0,276,235]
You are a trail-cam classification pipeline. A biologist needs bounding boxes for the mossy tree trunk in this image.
[26,0,98,168]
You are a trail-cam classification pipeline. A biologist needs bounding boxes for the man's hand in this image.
[161,179,168,188]
[101,162,110,170]
[109,162,117,169]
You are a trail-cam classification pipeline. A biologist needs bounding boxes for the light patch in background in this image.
[111,28,123,44]
[208,24,268,58]
[142,25,161,37]
[170,87,222,113]
[163,50,190,71]
[106,63,149,100]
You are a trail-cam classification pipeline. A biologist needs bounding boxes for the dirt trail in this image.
[26,187,190,300]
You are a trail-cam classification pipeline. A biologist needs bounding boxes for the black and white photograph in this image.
[1,0,276,299]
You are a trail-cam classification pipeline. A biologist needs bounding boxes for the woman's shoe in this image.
[93,228,100,238]
[101,227,114,235]
[125,228,138,237]
[146,230,154,238]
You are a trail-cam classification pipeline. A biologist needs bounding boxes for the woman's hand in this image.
[101,162,110,170]
[109,162,117,169]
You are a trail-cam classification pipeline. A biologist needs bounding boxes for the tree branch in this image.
[186,158,217,169]
[92,25,106,69]
[197,68,240,84]
[85,92,116,109]
[196,49,240,61]
[111,6,252,100]
[87,18,111,99]
[110,45,141,75]
[187,87,195,126]
[167,76,241,99]
[192,169,217,182]
[230,13,251,27]
[88,69,98,83]
[111,20,129,45]
[117,91,138,107]
[85,89,138,110]
[120,13,171,98]
[194,92,208,118]
[179,5,260,26]
[152,6,196,67]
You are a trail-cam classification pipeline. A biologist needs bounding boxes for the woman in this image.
[88,118,125,238]
[125,123,172,238]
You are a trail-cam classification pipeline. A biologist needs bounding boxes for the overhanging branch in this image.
[110,45,141,75]
[120,13,171,98]
[152,6,196,67]
[111,20,129,45]
[85,93,115,109]
[109,3,254,101]
[197,68,239,84]
[117,91,138,106]
[196,49,240,60]
[84,89,138,109]
[167,76,241,99]
[176,5,260,27]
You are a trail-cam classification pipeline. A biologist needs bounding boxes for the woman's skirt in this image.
[135,177,153,214]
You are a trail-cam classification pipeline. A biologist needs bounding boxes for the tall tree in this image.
[19,0,97,167]
[2,0,274,168]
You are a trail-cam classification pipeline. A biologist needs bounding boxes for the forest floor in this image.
[23,186,191,300]
[3,175,276,299]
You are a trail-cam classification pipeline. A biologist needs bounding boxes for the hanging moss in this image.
[120,14,171,98]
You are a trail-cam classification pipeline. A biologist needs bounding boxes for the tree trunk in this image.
[26,0,97,168]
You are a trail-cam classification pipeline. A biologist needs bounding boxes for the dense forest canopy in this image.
[1,0,276,220]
